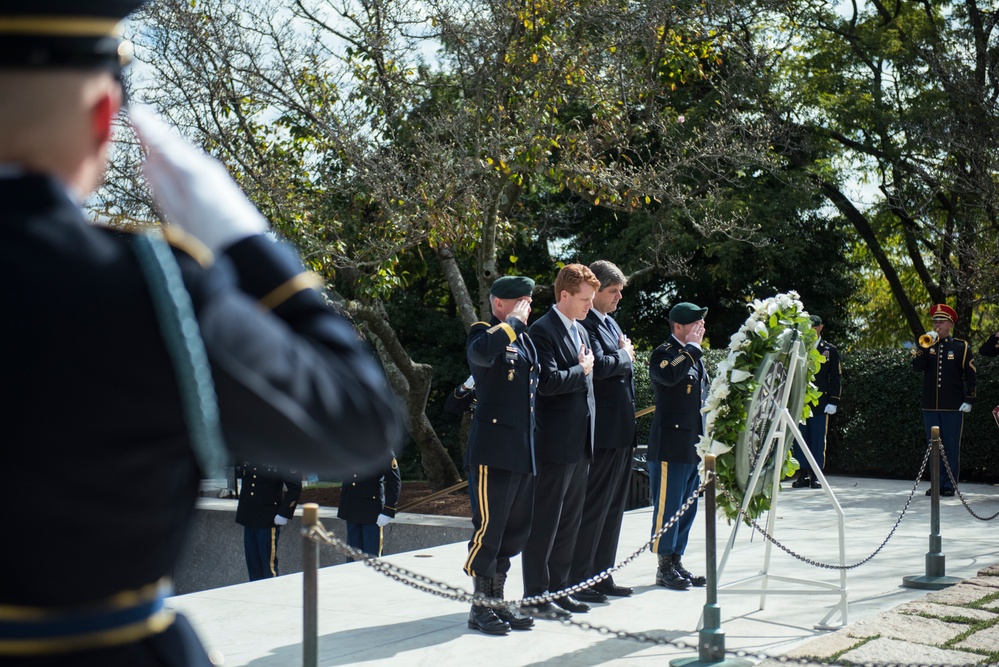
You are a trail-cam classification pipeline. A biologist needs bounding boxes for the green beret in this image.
[490,276,535,299]
[669,302,707,324]
[810,314,823,326]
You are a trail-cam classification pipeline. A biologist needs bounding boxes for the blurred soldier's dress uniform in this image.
[911,304,976,495]
[236,464,303,580]
[0,3,404,665]
[338,454,402,556]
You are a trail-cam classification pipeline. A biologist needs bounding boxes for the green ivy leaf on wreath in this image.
[696,291,824,523]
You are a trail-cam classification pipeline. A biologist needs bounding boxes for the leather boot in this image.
[467,575,510,635]
[492,572,533,630]
[655,553,690,590]
[672,554,706,587]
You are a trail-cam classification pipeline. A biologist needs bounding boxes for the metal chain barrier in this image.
[710,439,934,571]
[940,448,999,521]
[298,447,999,667]
[304,477,711,611]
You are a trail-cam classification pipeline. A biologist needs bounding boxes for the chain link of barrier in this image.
[940,448,999,521]
[300,448,999,667]
[710,439,933,571]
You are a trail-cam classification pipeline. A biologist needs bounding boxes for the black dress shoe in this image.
[552,595,590,613]
[593,579,633,597]
[573,587,608,603]
[791,474,811,488]
[925,488,933,496]
[522,601,571,620]
[809,479,822,489]
[941,489,956,497]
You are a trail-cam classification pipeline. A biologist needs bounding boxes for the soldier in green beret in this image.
[647,301,709,589]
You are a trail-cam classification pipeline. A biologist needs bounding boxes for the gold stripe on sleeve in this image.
[0,17,120,36]
[259,272,325,311]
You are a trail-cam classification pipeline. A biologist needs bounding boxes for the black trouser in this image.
[571,446,632,584]
[464,465,535,578]
[522,456,589,596]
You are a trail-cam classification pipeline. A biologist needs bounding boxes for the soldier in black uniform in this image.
[647,302,709,590]
[912,304,976,496]
[791,315,842,489]
[236,464,303,580]
[338,454,402,556]
[0,4,405,665]
[463,276,539,635]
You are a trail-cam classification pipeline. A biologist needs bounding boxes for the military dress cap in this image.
[810,314,823,326]
[490,275,535,299]
[669,301,708,324]
[0,0,148,70]
[930,303,958,323]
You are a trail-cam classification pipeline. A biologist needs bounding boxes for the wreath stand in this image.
[713,337,848,630]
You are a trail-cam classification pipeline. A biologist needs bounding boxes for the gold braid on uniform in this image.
[259,272,325,311]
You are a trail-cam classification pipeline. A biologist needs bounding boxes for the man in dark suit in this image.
[463,276,539,635]
[338,453,402,556]
[912,303,977,496]
[236,464,303,580]
[521,264,599,618]
[791,315,843,489]
[0,4,404,664]
[570,260,636,601]
[648,302,709,590]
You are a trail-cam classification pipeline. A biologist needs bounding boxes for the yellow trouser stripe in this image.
[652,461,669,553]
[464,465,489,575]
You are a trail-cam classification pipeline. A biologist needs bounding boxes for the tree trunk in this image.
[350,301,463,490]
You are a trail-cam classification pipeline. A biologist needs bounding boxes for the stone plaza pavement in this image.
[168,475,999,666]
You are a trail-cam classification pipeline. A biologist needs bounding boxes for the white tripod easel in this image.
[714,336,848,630]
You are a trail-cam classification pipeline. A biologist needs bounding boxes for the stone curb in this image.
[770,564,999,666]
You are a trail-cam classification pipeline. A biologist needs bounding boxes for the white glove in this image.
[376,513,393,527]
[462,375,475,391]
[129,105,268,253]
[273,514,289,526]
[959,402,972,413]
[824,404,837,415]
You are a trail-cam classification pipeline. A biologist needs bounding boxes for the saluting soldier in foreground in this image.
[0,2,405,665]
[912,304,976,496]
[463,276,539,635]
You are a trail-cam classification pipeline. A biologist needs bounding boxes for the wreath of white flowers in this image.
[696,291,825,523]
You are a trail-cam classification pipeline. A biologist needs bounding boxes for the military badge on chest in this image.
[505,345,518,381]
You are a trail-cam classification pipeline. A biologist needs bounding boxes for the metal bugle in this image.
[919,330,939,348]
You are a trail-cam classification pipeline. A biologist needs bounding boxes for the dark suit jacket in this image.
[466,315,540,474]
[529,308,596,464]
[338,455,402,524]
[814,338,843,409]
[581,310,636,450]
[236,464,303,529]
[647,335,708,464]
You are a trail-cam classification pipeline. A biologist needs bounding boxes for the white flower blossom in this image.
[730,368,752,383]
[754,320,769,337]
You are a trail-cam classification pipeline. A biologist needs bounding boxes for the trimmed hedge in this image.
[631,347,999,484]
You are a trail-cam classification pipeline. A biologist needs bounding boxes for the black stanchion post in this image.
[302,503,319,667]
[671,456,752,667]
[902,427,960,590]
